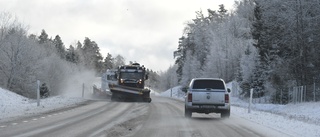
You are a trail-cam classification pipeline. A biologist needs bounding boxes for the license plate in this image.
[201,105,215,108]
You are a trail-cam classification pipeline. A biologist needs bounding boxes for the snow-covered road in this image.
[1,96,290,137]
[1,87,320,136]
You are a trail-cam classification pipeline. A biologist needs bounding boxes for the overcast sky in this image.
[0,0,234,72]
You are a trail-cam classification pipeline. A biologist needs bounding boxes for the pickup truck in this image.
[184,78,231,118]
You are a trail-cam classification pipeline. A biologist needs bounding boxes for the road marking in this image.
[0,107,77,130]
[0,110,77,129]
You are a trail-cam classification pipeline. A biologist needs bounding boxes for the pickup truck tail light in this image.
[188,93,192,102]
[225,94,229,103]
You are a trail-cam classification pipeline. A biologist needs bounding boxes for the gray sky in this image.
[0,0,234,72]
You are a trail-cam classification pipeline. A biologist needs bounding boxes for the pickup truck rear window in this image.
[192,80,225,89]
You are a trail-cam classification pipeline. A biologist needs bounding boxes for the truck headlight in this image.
[138,79,142,84]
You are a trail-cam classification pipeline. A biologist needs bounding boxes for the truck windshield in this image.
[120,72,143,79]
[192,80,225,89]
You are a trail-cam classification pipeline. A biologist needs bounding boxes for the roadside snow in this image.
[2,84,320,137]
[161,86,320,137]
[0,87,86,122]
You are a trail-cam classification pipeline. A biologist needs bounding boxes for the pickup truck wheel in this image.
[184,107,192,118]
[221,110,230,118]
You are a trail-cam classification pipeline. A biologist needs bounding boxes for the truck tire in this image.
[221,110,230,118]
[111,95,116,101]
[111,93,118,101]
[185,107,192,118]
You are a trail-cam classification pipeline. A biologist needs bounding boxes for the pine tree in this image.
[66,45,78,63]
[113,54,125,67]
[81,37,103,73]
[174,36,187,82]
[53,35,65,59]
[174,35,196,83]
[103,53,114,70]
[250,1,269,96]
[217,4,228,22]
[38,29,49,44]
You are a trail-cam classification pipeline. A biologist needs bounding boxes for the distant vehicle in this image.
[109,63,151,102]
[102,69,117,90]
[183,78,231,118]
[93,69,117,96]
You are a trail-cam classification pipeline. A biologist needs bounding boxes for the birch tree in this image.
[0,26,40,97]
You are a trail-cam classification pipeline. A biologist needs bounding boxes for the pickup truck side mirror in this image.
[181,87,188,93]
[227,88,231,93]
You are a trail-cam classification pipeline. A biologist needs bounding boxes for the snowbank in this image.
[161,86,184,100]
[231,97,320,125]
[0,87,86,122]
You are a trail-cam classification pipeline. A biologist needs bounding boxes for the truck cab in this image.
[117,63,148,88]
[109,63,151,102]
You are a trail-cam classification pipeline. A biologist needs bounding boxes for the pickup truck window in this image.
[192,80,225,89]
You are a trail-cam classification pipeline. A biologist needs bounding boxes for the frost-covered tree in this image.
[66,45,78,63]
[113,54,125,68]
[0,12,117,98]
[79,37,103,73]
[0,13,44,97]
[38,29,49,44]
[175,4,248,85]
[171,0,320,103]
[188,10,211,69]
[157,65,178,91]
[103,53,114,70]
[174,36,194,82]
[53,35,65,59]
[146,69,160,90]
[180,51,202,86]
[236,0,320,102]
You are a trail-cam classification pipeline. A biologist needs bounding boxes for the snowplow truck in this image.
[109,63,151,102]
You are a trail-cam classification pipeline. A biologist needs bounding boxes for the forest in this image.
[173,0,320,103]
[0,12,161,98]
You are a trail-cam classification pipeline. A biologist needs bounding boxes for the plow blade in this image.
[109,84,151,102]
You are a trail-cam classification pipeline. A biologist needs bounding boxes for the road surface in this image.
[0,96,290,137]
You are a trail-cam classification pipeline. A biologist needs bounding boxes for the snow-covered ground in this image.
[161,86,320,137]
[0,87,86,122]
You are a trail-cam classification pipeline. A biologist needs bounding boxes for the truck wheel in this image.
[221,110,230,118]
[111,94,117,101]
[185,107,192,118]
[111,95,115,101]
[142,98,151,103]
